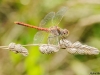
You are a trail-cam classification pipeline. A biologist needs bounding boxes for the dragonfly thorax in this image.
[49,26,69,38]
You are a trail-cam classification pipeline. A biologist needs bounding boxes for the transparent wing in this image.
[53,7,67,26]
[39,12,55,28]
[33,31,49,44]
[48,33,59,45]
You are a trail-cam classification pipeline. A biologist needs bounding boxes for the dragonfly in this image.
[14,7,69,45]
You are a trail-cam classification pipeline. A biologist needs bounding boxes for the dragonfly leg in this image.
[48,36,54,44]
[48,35,60,45]
[48,36,56,44]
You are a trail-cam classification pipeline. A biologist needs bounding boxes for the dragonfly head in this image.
[60,29,69,38]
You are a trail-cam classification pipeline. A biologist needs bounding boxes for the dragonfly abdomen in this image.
[14,22,49,32]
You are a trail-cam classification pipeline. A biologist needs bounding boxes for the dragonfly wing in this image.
[39,12,55,28]
[53,7,67,26]
[33,31,49,44]
[48,33,59,45]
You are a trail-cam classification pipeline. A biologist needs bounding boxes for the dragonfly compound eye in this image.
[63,29,69,36]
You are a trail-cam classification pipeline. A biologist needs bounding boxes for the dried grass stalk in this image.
[60,40,99,55]
[39,44,60,54]
[8,43,29,56]
[0,40,99,55]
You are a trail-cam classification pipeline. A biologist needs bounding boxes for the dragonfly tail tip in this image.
[14,21,20,24]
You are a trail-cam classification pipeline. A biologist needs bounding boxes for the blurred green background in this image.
[0,0,100,75]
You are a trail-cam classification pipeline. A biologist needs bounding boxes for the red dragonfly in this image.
[14,7,69,44]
